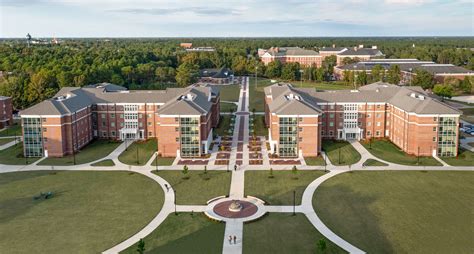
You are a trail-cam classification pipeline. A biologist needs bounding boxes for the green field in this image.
[0,137,15,145]
[212,85,240,102]
[244,170,326,205]
[214,115,234,137]
[361,139,441,166]
[322,140,361,166]
[38,140,121,166]
[220,102,238,113]
[0,124,22,137]
[314,171,474,253]
[150,156,176,166]
[304,156,327,166]
[362,158,388,166]
[122,213,225,254]
[91,159,115,167]
[243,213,345,254]
[0,144,39,165]
[441,148,474,166]
[118,139,157,166]
[155,170,231,205]
[0,171,164,253]
[250,115,267,137]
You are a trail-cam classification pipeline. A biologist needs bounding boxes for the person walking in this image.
[164,184,169,192]
[234,164,237,171]
[228,235,232,244]
[233,235,236,244]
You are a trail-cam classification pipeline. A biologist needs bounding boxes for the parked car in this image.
[460,127,470,133]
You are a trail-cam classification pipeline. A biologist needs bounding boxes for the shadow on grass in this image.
[314,182,394,253]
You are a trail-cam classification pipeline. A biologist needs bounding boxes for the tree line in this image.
[0,37,472,110]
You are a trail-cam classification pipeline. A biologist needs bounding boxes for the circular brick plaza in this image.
[213,200,258,218]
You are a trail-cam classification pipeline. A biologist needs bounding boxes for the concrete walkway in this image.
[222,220,243,254]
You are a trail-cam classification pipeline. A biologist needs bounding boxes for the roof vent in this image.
[410,93,416,98]
[286,93,300,101]
[418,95,425,100]
[372,46,377,49]
[350,90,359,93]
[179,93,194,101]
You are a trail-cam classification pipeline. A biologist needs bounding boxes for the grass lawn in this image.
[243,213,345,254]
[250,115,267,137]
[289,80,352,90]
[0,137,15,146]
[154,170,231,205]
[38,140,121,166]
[304,156,327,166]
[122,213,225,254]
[361,139,441,166]
[220,102,237,113]
[322,140,361,166]
[0,124,22,137]
[441,148,474,166]
[214,115,233,137]
[212,85,240,102]
[91,159,115,167]
[0,170,164,253]
[362,158,388,167]
[118,139,157,166]
[244,170,326,205]
[151,156,176,166]
[313,171,474,253]
[248,78,273,112]
[0,143,39,165]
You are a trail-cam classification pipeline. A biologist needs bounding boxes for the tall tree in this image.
[386,65,401,85]
[412,69,434,89]
[281,62,300,81]
[265,61,282,78]
[371,64,385,82]
[175,63,198,87]
[433,84,454,101]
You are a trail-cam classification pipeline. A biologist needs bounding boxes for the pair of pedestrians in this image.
[228,235,237,244]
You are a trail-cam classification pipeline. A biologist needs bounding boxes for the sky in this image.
[0,0,473,37]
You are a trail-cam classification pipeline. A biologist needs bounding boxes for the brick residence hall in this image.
[20,83,220,158]
[264,82,460,158]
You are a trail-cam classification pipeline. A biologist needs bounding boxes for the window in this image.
[433,137,436,141]
[139,122,143,127]
[329,131,333,136]
[176,137,179,142]
[111,122,115,127]
[147,114,152,118]
[175,117,179,122]
[433,117,437,122]
[101,113,106,119]
[139,114,143,119]
[377,122,381,127]
[44,137,48,142]
[299,127,303,132]
[120,123,124,127]
[329,122,334,127]
[367,131,371,136]
[120,114,124,118]
[367,114,371,118]
[111,131,116,137]
[367,122,372,126]
[299,117,303,122]
[321,130,325,135]
[377,105,381,109]
[175,127,179,132]
[376,113,381,118]
[330,113,334,119]
[43,128,47,132]
[299,137,303,142]
[148,122,152,126]
[330,105,335,110]
[148,132,153,136]
[433,127,437,131]
[376,131,380,136]
[111,113,115,118]
[42,118,47,122]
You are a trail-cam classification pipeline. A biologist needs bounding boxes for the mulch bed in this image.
[269,160,301,165]
[249,153,262,159]
[217,153,230,159]
[215,160,229,165]
[178,160,209,165]
[249,160,263,165]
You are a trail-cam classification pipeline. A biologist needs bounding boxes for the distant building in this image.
[0,96,13,129]
[335,45,384,65]
[199,68,234,84]
[180,42,193,49]
[264,82,461,158]
[186,47,215,52]
[334,59,474,84]
[20,83,220,158]
[259,45,383,67]
[260,47,322,67]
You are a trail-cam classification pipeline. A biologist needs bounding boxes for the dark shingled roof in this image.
[21,84,216,116]
[265,82,460,115]
[200,68,234,79]
[338,48,384,56]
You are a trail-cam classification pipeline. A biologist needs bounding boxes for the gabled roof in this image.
[21,84,215,116]
[264,82,460,116]
[338,48,383,56]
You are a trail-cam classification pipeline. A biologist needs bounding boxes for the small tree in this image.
[269,167,274,178]
[137,238,145,254]
[292,165,298,179]
[433,84,454,101]
[317,238,327,253]
[182,165,189,177]
[204,165,207,174]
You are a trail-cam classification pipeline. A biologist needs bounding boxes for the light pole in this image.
[136,144,139,165]
[324,153,327,172]
[417,146,420,165]
[255,66,258,88]
[174,189,177,215]
[155,151,158,171]
[299,69,304,87]
[293,190,296,216]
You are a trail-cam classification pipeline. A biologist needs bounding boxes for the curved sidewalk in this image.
[301,169,365,254]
